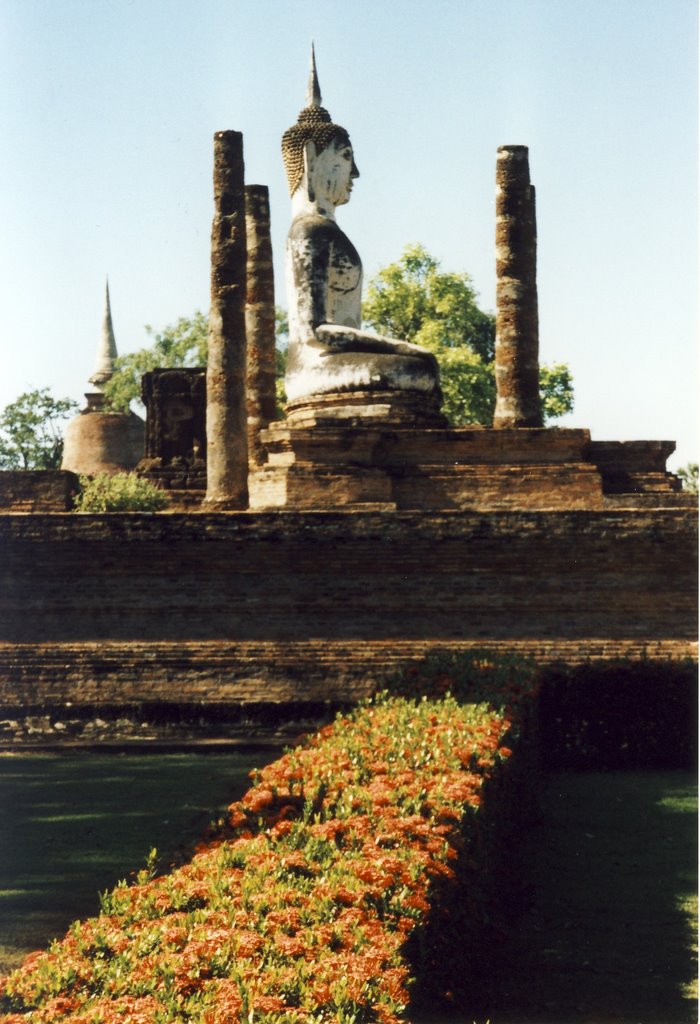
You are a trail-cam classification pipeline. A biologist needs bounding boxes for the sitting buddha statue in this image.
[281,48,442,420]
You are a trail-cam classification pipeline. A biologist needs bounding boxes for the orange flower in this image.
[243,788,275,813]
[253,994,288,1013]
[235,930,264,958]
[227,805,249,828]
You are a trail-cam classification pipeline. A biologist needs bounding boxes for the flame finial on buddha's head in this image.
[281,43,351,197]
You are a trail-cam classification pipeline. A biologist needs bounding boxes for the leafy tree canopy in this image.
[363,244,574,427]
[0,388,78,470]
[364,244,495,362]
[102,312,208,412]
[677,462,698,494]
[539,363,576,422]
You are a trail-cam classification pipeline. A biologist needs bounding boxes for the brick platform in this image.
[249,424,688,512]
[0,509,695,707]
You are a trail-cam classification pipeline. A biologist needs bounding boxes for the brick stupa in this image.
[61,281,144,476]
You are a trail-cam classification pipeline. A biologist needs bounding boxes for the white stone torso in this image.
[282,137,441,404]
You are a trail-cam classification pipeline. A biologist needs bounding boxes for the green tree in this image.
[363,244,574,426]
[677,463,698,494]
[102,312,209,412]
[0,388,78,470]
[364,244,496,361]
[539,363,576,422]
[275,307,289,411]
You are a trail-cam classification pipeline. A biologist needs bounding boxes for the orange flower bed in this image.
[0,664,539,1024]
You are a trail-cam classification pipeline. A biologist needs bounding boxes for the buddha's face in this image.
[310,135,360,207]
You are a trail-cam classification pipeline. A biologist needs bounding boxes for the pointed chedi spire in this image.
[89,277,118,388]
[306,41,322,107]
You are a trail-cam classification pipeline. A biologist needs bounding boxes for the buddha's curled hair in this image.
[282,104,350,197]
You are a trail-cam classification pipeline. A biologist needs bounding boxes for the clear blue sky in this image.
[1,0,697,467]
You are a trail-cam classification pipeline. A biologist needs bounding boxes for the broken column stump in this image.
[204,130,249,508]
[493,145,543,429]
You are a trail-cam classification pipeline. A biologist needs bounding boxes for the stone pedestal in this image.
[249,422,606,511]
[284,389,446,429]
[249,420,691,512]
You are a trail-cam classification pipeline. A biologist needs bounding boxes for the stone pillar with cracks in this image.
[245,184,277,470]
[205,130,249,508]
[493,145,543,429]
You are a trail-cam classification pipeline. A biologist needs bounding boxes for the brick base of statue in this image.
[248,396,687,512]
[284,389,446,429]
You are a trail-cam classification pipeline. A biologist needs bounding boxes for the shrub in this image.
[0,682,537,1023]
[539,658,698,770]
[73,473,170,513]
[384,648,540,710]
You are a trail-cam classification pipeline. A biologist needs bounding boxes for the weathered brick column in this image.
[493,145,543,429]
[245,184,277,469]
[204,130,249,508]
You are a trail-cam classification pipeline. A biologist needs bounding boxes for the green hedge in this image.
[7,649,689,1022]
[0,674,539,1024]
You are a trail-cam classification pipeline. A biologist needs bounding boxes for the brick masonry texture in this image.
[0,471,80,512]
[0,510,696,706]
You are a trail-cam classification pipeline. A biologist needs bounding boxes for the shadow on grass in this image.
[0,751,264,974]
[417,770,697,1024]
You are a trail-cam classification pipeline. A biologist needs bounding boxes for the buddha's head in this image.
[282,46,360,206]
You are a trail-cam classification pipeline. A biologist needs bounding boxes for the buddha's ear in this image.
[303,140,317,202]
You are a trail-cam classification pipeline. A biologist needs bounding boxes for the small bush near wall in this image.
[383,649,540,710]
[74,473,170,512]
[0,671,539,1024]
[539,659,698,770]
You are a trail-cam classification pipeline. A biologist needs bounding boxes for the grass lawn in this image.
[0,750,267,974]
[424,770,698,1024]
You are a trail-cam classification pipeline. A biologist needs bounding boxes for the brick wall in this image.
[0,472,79,512]
[0,510,696,707]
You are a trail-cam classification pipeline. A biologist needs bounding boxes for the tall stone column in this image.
[245,185,277,470]
[204,130,249,508]
[493,145,543,429]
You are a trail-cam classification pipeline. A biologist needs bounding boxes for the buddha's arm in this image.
[289,227,333,343]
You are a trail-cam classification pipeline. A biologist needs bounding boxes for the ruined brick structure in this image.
[137,368,207,498]
[250,425,691,512]
[0,472,79,513]
[61,281,145,476]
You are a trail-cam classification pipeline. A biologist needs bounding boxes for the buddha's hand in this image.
[315,324,437,363]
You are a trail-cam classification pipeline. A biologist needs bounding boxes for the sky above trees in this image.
[1,0,696,466]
